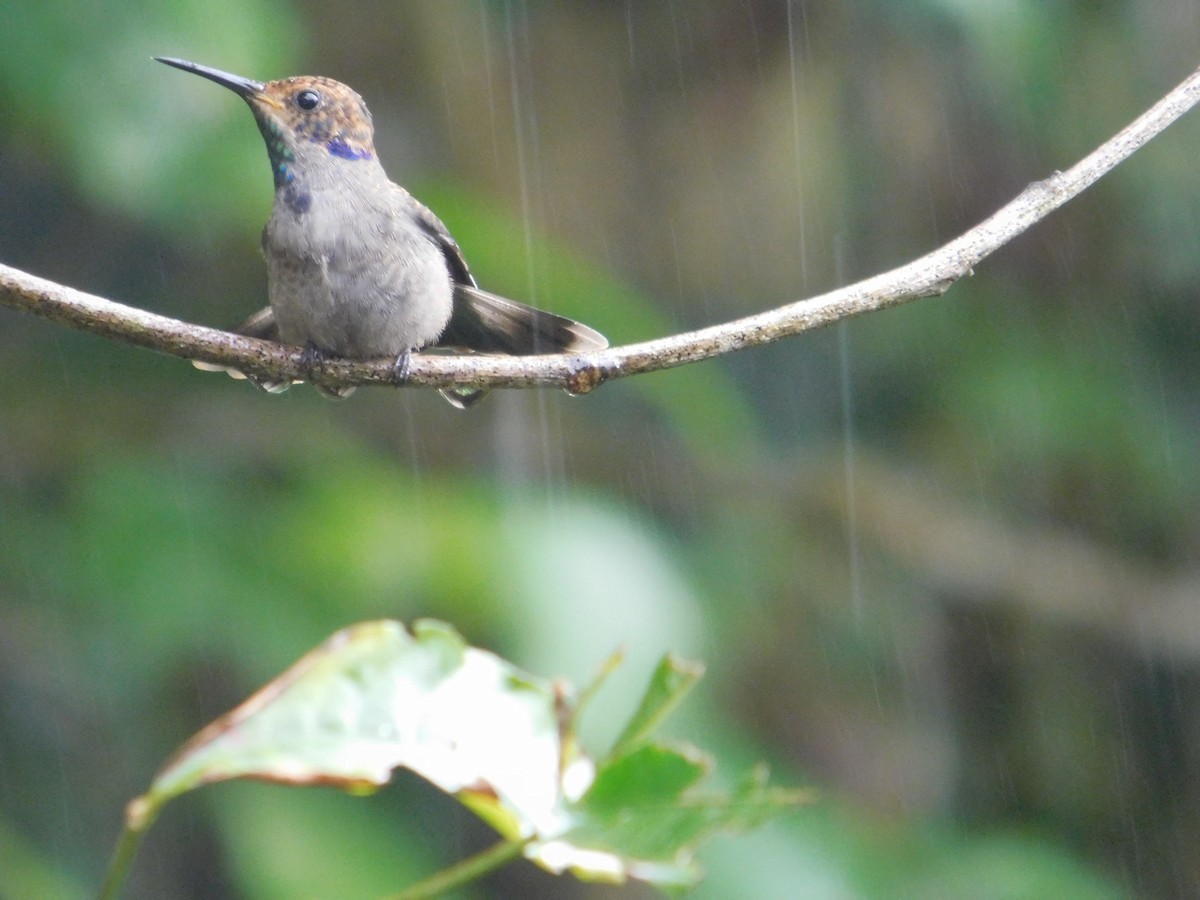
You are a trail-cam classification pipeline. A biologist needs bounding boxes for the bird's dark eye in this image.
[295,89,321,110]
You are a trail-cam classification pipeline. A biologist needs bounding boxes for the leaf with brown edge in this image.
[136,619,568,836]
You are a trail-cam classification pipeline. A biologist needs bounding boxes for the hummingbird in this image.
[156,56,607,406]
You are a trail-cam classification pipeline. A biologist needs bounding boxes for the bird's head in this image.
[157,57,376,188]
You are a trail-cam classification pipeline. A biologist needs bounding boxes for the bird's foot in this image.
[392,349,413,385]
[302,342,355,399]
[300,341,326,380]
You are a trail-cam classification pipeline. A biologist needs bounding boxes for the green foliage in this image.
[0,0,302,231]
[0,817,88,900]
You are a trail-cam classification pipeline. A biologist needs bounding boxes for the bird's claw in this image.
[300,342,354,398]
[300,342,326,380]
[392,350,413,385]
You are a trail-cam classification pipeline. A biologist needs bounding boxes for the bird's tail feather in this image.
[438,286,608,356]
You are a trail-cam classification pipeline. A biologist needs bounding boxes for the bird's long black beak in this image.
[154,57,265,97]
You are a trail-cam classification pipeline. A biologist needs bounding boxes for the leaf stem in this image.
[95,804,155,900]
[386,836,533,900]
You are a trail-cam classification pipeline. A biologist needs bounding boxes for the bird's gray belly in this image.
[265,242,455,359]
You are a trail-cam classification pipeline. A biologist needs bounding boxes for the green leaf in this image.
[526,656,810,887]
[585,742,710,815]
[607,653,704,760]
[111,621,807,896]
[545,751,812,887]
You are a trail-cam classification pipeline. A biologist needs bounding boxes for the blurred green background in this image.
[2,1,1199,898]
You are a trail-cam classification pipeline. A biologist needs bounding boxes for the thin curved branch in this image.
[3,63,1200,396]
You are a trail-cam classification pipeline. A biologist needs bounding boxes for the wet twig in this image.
[3,62,1200,397]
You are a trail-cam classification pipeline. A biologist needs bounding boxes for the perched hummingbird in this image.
[156,56,607,406]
